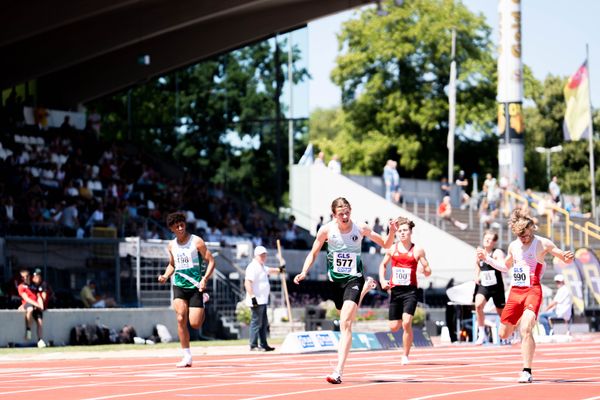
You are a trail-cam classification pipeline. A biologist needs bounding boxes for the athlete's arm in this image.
[474,252,481,284]
[294,225,328,284]
[415,246,432,277]
[158,243,175,283]
[364,220,397,249]
[478,244,510,273]
[197,238,215,291]
[542,238,574,263]
[378,251,392,290]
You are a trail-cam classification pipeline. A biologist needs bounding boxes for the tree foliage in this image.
[90,37,309,210]
[312,0,497,179]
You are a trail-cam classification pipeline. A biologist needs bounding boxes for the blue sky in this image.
[306,0,600,113]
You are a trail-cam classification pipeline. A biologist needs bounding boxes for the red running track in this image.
[1,334,600,400]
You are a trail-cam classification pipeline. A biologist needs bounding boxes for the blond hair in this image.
[509,208,536,236]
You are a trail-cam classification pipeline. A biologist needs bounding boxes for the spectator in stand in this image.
[483,173,499,211]
[383,160,396,202]
[440,177,451,199]
[316,216,324,233]
[17,269,45,346]
[549,176,561,205]
[455,170,470,210]
[314,151,326,167]
[438,196,467,230]
[328,154,342,174]
[80,280,116,308]
[30,268,51,347]
[538,274,573,335]
[479,198,500,229]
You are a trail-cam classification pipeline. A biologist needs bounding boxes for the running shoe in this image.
[37,339,46,348]
[326,371,342,384]
[262,345,275,352]
[518,371,532,383]
[475,334,487,345]
[176,355,193,368]
[401,355,410,365]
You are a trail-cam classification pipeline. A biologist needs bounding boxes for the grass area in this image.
[0,337,285,356]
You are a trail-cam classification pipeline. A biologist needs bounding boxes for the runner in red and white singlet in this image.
[477,209,573,383]
[380,217,431,365]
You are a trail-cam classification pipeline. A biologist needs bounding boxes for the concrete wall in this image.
[0,307,177,347]
[291,164,475,286]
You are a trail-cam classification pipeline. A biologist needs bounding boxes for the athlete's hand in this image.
[379,279,390,291]
[157,274,168,284]
[475,247,487,261]
[562,251,574,263]
[199,277,207,291]
[293,272,306,285]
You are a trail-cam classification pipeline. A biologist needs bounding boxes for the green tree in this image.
[319,0,497,179]
[90,37,309,211]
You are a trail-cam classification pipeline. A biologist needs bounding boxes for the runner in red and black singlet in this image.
[379,217,431,365]
[477,209,573,383]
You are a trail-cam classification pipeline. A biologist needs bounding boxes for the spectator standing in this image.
[244,245,286,351]
[483,173,499,211]
[328,155,341,174]
[440,177,450,199]
[549,176,561,204]
[455,170,470,210]
[383,160,396,202]
[538,274,573,335]
[314,151,326,167]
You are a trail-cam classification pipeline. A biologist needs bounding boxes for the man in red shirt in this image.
[17,269,45,345]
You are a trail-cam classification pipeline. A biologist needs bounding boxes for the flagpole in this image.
[587,44,597,223]
[447,29,456,184]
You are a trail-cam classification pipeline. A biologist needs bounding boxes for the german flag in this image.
[563,61,592,141]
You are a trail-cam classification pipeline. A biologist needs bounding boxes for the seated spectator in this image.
[80,280,116,308]
[437,196,467,230]
[538,274,572,335]
[17,269,45,346]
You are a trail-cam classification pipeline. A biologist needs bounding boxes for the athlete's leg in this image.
[335,300,358,375]
[519,309,537,369]
[188,307,205,329]
[401,313,414,357]
[474,293,487,329]
[389,319,402,332]
[173,299,190,348]
[498,322,516,340]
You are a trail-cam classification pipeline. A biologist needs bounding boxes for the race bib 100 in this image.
[480,270,497,287]
[391,267,411,286]
[511,264,531,287]
[332,252,358,275]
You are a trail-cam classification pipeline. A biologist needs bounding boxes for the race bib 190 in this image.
[332,252,358,275]
[511,264,531,287]
[391,267,411,286]
[480,270,497,287]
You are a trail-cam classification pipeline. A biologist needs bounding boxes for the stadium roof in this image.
[1,0,372,107]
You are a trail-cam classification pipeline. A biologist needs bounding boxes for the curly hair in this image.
[509,208,536,236]
[396,216,415,230]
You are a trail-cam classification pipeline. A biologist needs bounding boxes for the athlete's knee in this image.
[339,318,353,332]
[176,313,187,325]
[389,321,401,332]
[402,320,412,332]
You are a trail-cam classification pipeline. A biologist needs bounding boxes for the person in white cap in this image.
[538,274,573,335]
[244,245,286,351]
